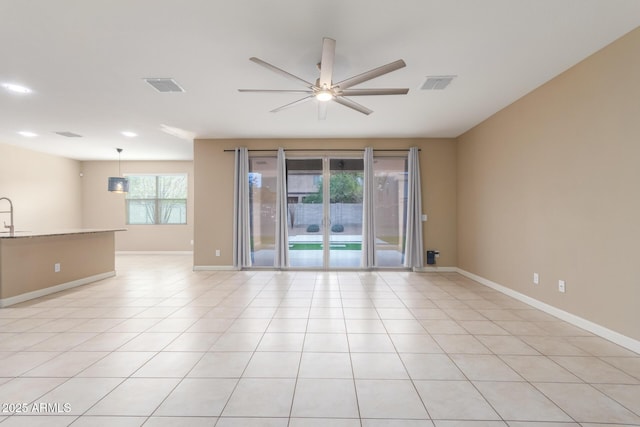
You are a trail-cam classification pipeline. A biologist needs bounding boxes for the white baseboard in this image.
[194,265,453,273]
[116,251,193,255]
[456,268,640,355]
[0,271,115,308]
[414,266,458,273]
[193,265,238,271]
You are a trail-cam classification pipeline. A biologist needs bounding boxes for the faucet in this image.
[0,197,14,236]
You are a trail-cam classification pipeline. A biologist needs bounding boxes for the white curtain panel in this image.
[233,147,252,268]
[274,148,289,268]
[404,147,424,268]
[361,147,376,268]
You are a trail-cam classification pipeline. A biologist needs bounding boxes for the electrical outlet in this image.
[558,280,566,293]
[54,263,61,273]
[215,249,221,257]
[533,273,539,285]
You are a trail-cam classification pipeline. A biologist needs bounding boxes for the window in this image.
[125,174,188,225]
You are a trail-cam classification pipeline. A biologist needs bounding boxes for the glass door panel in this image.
[286,159,324,268]
[328,158,364,268]
[373,157,408,267]
[251,154,408,270]
[248,157,277,266]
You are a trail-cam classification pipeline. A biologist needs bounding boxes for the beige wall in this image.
[0,232,114,300]
[81,161,194,251]
[0,143,82,231]
[457,28,640,340]
[194,138,457,268]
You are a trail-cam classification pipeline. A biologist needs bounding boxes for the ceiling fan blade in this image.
[270,95,315,113]
[319,37,336,89]
[250,57,316,89]
[339,88,409,96]
[318,102,328,120]
[238,89,313,94]
[334,59,406,90]
[333,97,373,115]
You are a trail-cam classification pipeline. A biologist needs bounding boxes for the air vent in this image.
[55,131,83,138]
[144,78,185,93]
[420,75,456,90]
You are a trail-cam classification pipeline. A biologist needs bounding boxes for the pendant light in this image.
[108,148,129,193]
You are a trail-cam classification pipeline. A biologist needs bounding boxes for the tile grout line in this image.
[343,272,365,427]
[374,270,435,423]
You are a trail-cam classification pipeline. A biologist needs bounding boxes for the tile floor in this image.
[0,254,638,426]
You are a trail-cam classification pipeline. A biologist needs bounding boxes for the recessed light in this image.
[2,83,33,94]
[121,131,137,138]
[18,131,37,137]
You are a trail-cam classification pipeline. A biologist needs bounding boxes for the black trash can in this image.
[426,250,437,265]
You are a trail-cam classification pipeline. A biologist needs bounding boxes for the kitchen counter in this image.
[0,228,126,238]
[0,228,125,307]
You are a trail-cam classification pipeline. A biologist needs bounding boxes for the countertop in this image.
[0,228,126,239]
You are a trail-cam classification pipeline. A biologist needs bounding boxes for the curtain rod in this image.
[223,148,419,153]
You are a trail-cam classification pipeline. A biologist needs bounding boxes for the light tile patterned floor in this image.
[0,254,638,426]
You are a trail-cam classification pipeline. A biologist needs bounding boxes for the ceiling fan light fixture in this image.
[315,90,333,102]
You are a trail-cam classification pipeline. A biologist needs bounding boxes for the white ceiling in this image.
[1,0,639,161]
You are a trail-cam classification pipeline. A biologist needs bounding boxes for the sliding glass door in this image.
[286,157,364,269]
[248,152,409,269]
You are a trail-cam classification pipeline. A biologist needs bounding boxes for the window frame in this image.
[124,173,188,225]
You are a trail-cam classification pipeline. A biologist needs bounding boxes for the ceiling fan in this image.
[238,37,409,119]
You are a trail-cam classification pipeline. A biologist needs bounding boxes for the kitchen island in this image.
[0,229,125,307]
